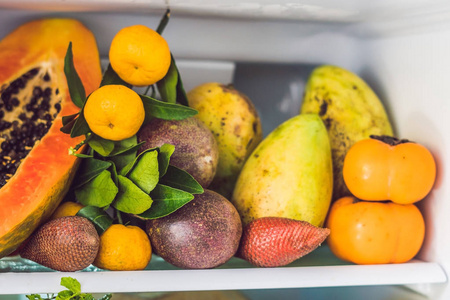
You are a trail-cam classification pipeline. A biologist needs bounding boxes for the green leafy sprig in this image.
[27,277,111,300]
[60,10,203,232]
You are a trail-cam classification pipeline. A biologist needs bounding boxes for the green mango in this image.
[301,65,393,201]
[187,82,262,199]
[231,114,333,227]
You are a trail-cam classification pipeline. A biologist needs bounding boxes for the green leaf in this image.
[158,143,175,177]
[113,175,153,214]
[64,42,86,108]
[26,295,43,300]
[60,116,78,134]
[109,160,119,186]
[140,94,197,122]
[109,152,136,173]
[75,170,118,208]
[88,134,115,156]
[73,153,93,158]
[108,137,144,157]
[160,165,204,194]
[108,136,143,171]
[60,277,81,294]
[156,9,170,35]
[62,113,79,126]
[76,206,113,235]
[81,294,94,300]
[156,59,178,104]
[172,54,189,106]
[100,64,131,88]
[119,146,158,177]
[100,294,113,300]
[70,108,91,138]
[128,150,159,193]
[139,184,193,219]
[56,290,73,300]
[72,158,112,189]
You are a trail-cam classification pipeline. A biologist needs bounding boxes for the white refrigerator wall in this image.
[361,26,450,299]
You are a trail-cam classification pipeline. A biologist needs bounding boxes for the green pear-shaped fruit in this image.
[231,114,333,227]
[187,83,263,199]
[301,65,393,201]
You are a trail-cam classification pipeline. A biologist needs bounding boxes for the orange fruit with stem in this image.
[84,84,145,141]
[109,24,171,86]
[93,224,152,271]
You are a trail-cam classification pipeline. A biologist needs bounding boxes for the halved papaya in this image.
[0,19,102,257]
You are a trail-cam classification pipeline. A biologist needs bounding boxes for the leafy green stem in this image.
[69,133,93,156]
[116,209,123,225]
[156,9,171,35]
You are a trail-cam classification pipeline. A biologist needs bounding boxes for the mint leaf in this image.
[60,277,81,294]
[26,295,43,300]
[80,295,94,300]
[56,290,73,300]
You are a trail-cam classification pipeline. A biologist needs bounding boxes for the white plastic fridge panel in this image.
[359,26,450,299]
[0,8,362,68]
[2,0,450,23]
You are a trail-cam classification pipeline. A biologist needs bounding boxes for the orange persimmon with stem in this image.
[343,135,436,204]
[326,196,425,265]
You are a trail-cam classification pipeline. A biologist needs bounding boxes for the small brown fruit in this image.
[20,216,100,272]
[146,189,242,269]
[237,217,330,267]
[137,117,219,188]
[138,118,219,188]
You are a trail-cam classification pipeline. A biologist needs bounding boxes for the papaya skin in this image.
[187,83,262,199]
[231,114,333,227]
[0,19,102,258]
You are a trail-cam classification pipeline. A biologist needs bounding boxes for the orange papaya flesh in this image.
[0,18,102,258]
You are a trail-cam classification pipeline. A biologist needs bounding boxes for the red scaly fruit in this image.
[237,217,330,267]
[20,216,100,272]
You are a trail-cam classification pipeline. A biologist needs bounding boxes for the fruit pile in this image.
[0,11,437,272]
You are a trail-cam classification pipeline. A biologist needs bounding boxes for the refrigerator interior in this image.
[0,0,449,299]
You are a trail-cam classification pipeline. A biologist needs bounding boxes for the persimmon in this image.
[326,196,425,265]
[343,135,436,204]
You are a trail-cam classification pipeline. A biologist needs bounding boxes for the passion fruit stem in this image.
[370,135,412,146]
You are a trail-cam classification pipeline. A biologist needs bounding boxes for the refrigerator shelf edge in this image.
[0,259,446,294]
